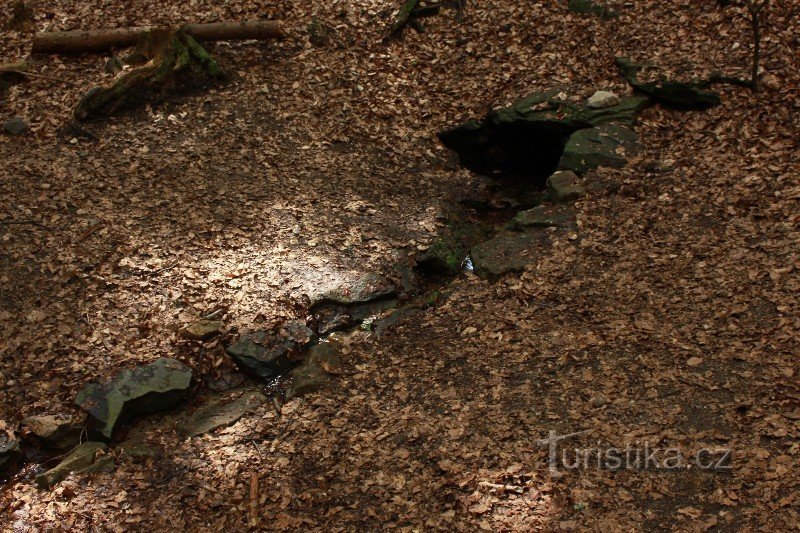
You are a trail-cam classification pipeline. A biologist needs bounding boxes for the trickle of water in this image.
[461,256,474,273]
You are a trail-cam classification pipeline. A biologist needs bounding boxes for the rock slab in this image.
[36,442,110,488]
[75,358,193,440]
[179,390,267,437]
[471,229,552,277]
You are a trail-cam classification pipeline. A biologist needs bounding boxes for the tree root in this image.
[74,29,226,121]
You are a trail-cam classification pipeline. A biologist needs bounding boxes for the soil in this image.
[1,0,798,530]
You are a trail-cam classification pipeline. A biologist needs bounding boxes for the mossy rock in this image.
[417,236,466,275]
[35,442,110,488]
[547,170,586,203]
[559,123,641,175]
[75,358,193,440]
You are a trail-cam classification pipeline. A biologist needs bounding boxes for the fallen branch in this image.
[32,20,284,54]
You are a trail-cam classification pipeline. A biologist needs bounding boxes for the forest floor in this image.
[1,0,798,530]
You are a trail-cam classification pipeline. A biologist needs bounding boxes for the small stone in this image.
[3,117,29,136]
[587,90,621,109]
[591,395,608,408]
[22,414,83,450]
[35,442,109,488]
[285,342,342,400]
[547,171,586,203]
[75,358,193,440]
[179,390,266,437]
[182,319,223,340]
[0,434,22,472]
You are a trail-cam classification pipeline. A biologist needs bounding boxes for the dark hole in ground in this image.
[438,120,580,186]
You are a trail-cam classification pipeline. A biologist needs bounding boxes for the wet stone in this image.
[559,123,641,175]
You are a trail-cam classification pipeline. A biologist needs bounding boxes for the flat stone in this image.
[313,297,398,335]
[179,390,266,437]
[3,117,28,136]
[35,442,109,488]
[514,205,576,229]
[559,123,641,175]
[182,319,223,340]
[119,441,159,460]
[471,229,552,277]
[0,434,22,472]
[226,322,314,380]
[547,171,586,203]
[285,343,342,400]
[318,273,395,305]
[22,414,83,450]
[587,90,620,109]
[75,358,193,440]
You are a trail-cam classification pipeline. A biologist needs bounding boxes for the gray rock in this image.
[471,229,552,277]
[318,273,395,305]
[226,322,314,380]
[36,442,109,488]
[514,205,576,229]
[0,434,22,472]
[22,414,83,450]
[75,358,193,440]
[547,171,586,203]
[587,91,620,109]
[3,117,28,136]
[559,123,641,175]
[179,390,266,437]
[285,343,342,400]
